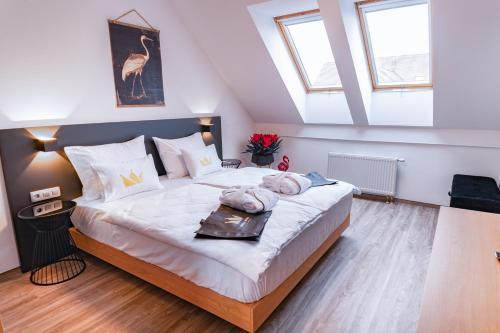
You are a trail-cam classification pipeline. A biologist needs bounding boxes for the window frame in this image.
[357,0,433,90]
[274,10,343,93]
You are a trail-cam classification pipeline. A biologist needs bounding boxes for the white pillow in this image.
[92,154,163,202]
[153,132,205,179]
[181,144,222,178]
[64,136,146,200]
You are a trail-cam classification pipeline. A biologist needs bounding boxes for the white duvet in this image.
[198,167,358,211]
[73,168,355,283]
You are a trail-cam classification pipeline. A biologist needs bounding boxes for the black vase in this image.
[251,153,274,166]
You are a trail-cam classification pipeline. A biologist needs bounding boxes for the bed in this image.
[69,167,354,332]
[0,118,352,332]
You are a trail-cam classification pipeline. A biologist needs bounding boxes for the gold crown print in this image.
[121,170,144,187]
[199,156,213,167]
[224,215,251,224]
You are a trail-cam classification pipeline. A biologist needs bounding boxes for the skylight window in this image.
[275,10,342,92]
[358,0,432,89]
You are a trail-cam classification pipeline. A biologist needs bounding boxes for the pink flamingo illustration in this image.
[122,35,153,99]
[278,155,290,171]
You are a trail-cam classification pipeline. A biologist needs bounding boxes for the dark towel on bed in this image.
[305,172,338,187]
[195,205,272,241]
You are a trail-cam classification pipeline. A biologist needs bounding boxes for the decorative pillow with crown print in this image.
[181,144,223,179]
[92,154,163,202]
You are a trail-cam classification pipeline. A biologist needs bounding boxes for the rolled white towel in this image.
[262,172,312,195]
[219,186,279,214]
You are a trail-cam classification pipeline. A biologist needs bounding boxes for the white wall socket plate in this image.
[30,186,61,203]
[33,200,63,217]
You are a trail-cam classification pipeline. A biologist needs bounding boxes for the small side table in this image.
[17,200,85,286]
[222,159,242,169]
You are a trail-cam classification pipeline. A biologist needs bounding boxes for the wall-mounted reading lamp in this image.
[200,123,214,133]
[34,138,59,152]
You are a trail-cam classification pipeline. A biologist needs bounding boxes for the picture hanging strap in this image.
[112,9,157,31]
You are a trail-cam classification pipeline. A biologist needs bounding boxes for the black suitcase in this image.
[449,174,500,214]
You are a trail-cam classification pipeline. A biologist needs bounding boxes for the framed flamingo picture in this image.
[108,20,165,107]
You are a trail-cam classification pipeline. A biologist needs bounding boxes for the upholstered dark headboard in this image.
[0,116,222,272]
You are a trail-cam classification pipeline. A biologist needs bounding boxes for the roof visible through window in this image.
[358,0,432,89]
[275,10,342,92]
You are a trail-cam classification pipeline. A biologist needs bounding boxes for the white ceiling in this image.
[170,0,303,124]
[171,0,500,130]
[432,0,500,129]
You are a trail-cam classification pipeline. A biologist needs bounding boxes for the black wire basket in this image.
[19,201,86,286]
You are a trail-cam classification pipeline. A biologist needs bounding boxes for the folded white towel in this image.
[219,186,279,214]
[262,172,312,195]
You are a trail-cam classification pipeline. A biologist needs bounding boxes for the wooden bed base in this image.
[69,215,350,332]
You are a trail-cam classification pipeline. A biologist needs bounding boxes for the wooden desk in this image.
[417,207,500,333]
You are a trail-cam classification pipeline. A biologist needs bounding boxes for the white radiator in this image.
[327,153,402,197]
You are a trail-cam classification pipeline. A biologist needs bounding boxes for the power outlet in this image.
[32,200,63,217]
[30,186,61,203]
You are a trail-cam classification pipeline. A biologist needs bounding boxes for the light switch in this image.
[30,186,61,203]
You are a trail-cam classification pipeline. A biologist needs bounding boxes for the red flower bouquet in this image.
[245,133,281,155]
[244,133,282,166]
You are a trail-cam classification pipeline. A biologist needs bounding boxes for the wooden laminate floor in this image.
[0,199,438,333]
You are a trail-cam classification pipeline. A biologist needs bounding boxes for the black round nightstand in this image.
[17,200,86,286]
[222,159,242,169]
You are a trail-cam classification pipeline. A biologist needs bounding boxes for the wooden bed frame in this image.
[69,215,350,332]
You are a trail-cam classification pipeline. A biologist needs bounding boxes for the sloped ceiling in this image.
[171,0,500,130]
[170,0,303,123]
[432,0,500,129]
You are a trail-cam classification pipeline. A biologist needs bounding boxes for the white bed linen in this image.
[72,193,352,303]
[72,171,353,303]
[198,167,357,211]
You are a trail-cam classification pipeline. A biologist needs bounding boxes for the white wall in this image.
[433,0,500,129]
[175,0,435,127]
[0,0,254,273]
[257,122,500,205]
[369,90,433,126]
[248,0,354,125]
[0,158,18,273]
[244,0,500,202]
[170,0,303,124]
